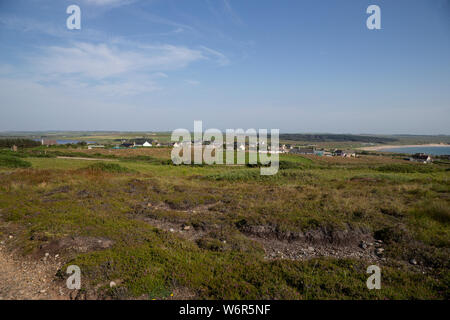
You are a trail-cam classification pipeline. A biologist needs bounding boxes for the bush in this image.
[0,138,41,148]
[374,226,409,244]
[82,162,134,173]
[207,169,261,181]
[376,164,435,173]
[279,160,300,170]
[196,237,225,251]
[120,155,168,165]
[0,155,32,168]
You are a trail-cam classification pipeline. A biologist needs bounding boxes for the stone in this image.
[183,225,191,231]
[375,248,384,255]
[409,258,417,265]
[109,281,116,288]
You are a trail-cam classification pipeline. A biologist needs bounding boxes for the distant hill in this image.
[279,134,398,143]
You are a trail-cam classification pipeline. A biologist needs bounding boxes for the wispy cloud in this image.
[126,9,197,35]
[33,42,205,79]
[185,80,200,86]
[81,0,137,7]
[5,41,228,96]
[0,1,231,99]
[0,15,106,41]
[199,46,230,66]
[0,15,64,37]
[222,0,243,25]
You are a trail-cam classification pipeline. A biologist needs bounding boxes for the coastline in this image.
[359,143,448,151]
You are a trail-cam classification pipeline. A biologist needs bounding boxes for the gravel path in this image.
[0,241,68,300]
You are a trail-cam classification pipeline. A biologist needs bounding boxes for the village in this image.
[36,137,438,164]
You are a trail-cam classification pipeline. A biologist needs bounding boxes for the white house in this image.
[88,145,105,150]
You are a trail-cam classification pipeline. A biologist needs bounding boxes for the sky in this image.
[0,0,449,134]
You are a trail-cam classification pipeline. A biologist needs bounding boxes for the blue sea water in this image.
[34,139,96,145]
[55,140,96,144]
[379,146,450,155]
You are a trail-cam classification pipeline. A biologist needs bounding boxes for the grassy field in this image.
[0,146,448,299]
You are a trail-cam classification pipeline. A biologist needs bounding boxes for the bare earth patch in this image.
[35,236,114,258]
[0,240,68,300]
[134,209,382,262]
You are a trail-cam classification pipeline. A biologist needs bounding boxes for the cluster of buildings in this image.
[408,153,433,164]
[84,139,160,149]
[171,141,358,157]
[38,138,439,164]
[287,146,356,157]
[117,139,159,148]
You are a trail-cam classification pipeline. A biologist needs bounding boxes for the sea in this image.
[379,146,450,155]
[55,140,96,145]
[34,139,96,145]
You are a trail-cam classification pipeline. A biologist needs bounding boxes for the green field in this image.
[0,145,449,299]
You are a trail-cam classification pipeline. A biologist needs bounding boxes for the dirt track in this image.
[0,241,67,300]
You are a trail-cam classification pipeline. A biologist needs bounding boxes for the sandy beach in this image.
[359,143,448,151]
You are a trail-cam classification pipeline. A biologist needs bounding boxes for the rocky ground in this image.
[0,237,68,300]
[137,211,385,263]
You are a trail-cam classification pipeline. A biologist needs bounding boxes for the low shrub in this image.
[0,155,32,168]
[82,162,134,174]
[376,164,435,173]
[412,201,450,224]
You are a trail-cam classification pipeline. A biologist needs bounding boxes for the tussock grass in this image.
[80,162,135,174]
[377,164,437,173]
[412,201,450,225]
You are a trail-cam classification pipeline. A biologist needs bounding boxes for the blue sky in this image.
[0,0,449,134]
